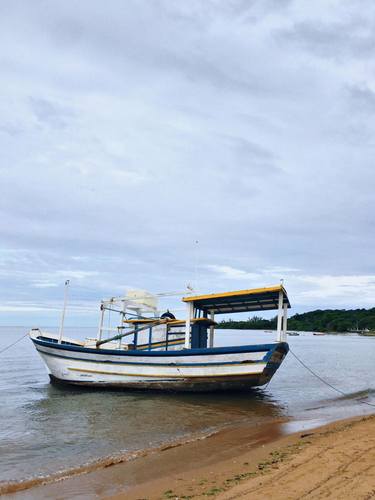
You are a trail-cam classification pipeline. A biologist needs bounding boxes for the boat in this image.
[29,284,291,392]
[358,331,375,336]
[287,332,300,336]
[313,332,326,336]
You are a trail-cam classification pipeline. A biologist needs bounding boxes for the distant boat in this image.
[288,332,300,336]
[29,284,291,392]
[313,332,326,336]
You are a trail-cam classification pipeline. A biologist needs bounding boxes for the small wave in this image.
[0,427,220,495]
[314,388,375,408]
[334,388,375,402]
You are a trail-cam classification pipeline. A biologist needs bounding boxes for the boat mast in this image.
[58,280,70,344]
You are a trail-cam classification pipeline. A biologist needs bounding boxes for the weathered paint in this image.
[30,332,288,392]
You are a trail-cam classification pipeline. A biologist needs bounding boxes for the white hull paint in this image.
[30,332,289,392]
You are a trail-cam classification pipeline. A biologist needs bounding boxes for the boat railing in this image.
[165,323,186,351]
[96,318,169,348]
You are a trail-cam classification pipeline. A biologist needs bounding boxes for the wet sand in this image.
[3,418,287,498]
[7,413,374,499]
[218,414,375,500]
[108,414,375,500]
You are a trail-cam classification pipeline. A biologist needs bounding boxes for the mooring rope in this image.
[0,331,29,355]
[289,347,375,409]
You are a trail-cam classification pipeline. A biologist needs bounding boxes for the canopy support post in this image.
[276,291,283,342]
[185,302,193,349]
[282,303,288,341]
[97,303,105,342]
[118,300,126,348]
[58,280,70,344]
[209,310,215,348]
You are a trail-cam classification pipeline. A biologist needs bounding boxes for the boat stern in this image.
[259,341,289,385]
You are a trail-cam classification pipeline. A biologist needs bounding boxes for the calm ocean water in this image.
[0,327,374,489]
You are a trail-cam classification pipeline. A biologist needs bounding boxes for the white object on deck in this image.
[125,290,158,311]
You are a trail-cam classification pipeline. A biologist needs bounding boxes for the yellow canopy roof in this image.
[182,285,290,314]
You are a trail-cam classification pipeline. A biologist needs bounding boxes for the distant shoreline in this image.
[216,326,375,336]
[217,307,375,334]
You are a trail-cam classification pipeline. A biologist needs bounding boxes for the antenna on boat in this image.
[58,280,70,344]
[193,239,199,291]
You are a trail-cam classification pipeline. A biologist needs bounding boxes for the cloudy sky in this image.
[1,0,375,325]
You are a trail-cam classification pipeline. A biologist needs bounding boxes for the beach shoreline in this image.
[5,412,374,499]
[2,416,288,498]
[108,413,375,500]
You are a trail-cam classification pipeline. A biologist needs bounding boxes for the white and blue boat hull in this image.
[30,332,289,391]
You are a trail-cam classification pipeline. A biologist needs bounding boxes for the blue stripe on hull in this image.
[32,336,288,358]
[34,347,268,367]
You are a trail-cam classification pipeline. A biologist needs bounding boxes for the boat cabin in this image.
[94,285,290,351]
[182,285,290,349]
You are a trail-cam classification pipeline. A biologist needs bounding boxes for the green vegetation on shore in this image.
[216,308,375,333]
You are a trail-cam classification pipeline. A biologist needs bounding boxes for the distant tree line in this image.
[216,308,375,332]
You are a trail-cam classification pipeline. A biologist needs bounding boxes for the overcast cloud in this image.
[1,0,375,325]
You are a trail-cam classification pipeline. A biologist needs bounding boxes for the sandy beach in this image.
[218,415,375,500]
[8,412,374,499]
[108,414,375,500]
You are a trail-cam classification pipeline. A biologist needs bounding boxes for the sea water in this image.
[0,327,374,488]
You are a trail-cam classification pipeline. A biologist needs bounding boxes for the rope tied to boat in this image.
[288,347,375,409]
[0,332,29,355]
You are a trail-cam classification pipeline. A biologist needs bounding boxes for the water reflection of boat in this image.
[30,285,290,392]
